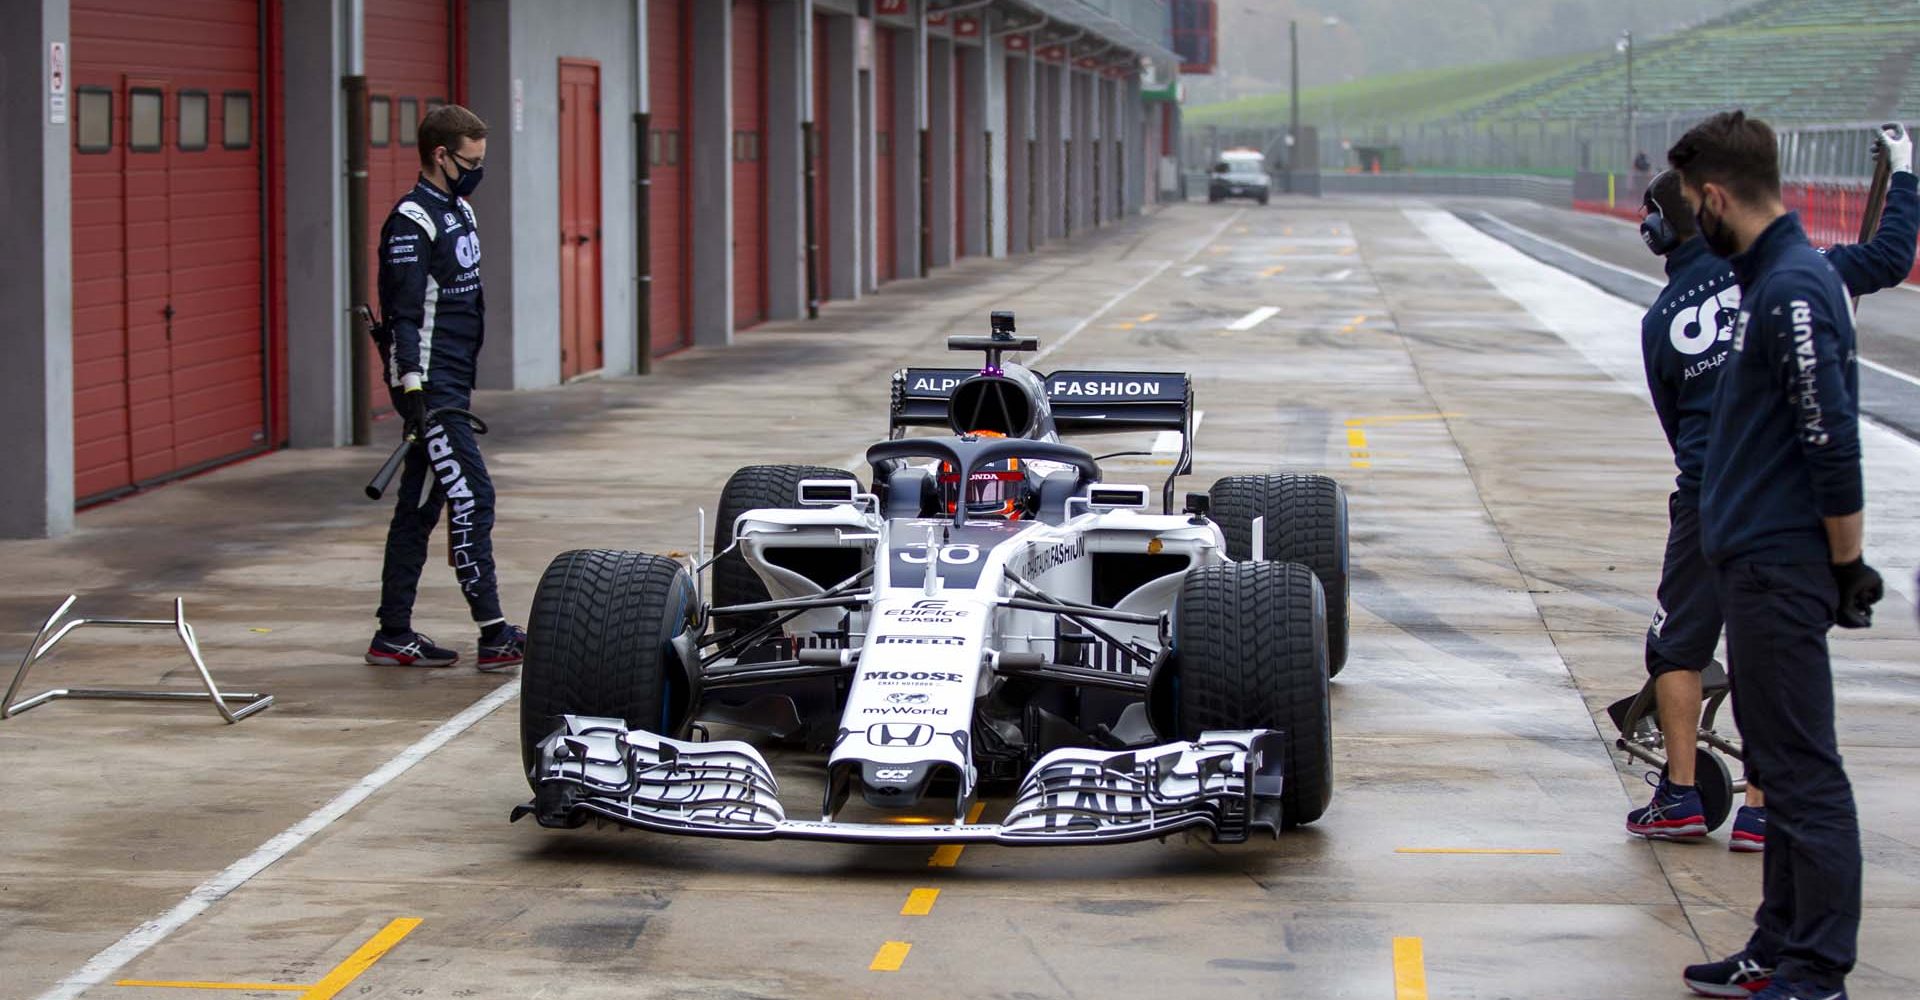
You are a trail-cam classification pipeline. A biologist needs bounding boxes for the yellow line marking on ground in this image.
[927,802,987,867]
[1262,264,1287,277]
[1340,325,1357,334]
[299,917,422,1000]
[1394,848,1562,855]
[1350,314,1368,325]
[1347,428,1371,468]
[1346,428,1368,450]
[901,888,941,916]
[1113,321,1136,330]
[1136,312,1158,322]
[869,941,912,971]
[1393,937,1429,1000]
[1343,413,1462,428]
[1283,226,1294,235]
[1338,245,1356,256]
[115,983,311,992]
[1270,246,1297,256]
[1207,245,1229,255]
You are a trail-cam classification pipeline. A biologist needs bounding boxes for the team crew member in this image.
[1627,127,1915,859]
[1670,110,1885,1000]
[365,105,526,671]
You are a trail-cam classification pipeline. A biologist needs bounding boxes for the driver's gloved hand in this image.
[397,386,428,443]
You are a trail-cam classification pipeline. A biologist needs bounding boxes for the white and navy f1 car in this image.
[514,313,1350,846]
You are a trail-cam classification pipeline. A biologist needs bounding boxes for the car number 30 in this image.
[898,544,980,565]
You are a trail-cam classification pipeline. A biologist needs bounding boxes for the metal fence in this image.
[1185,117,1892,182]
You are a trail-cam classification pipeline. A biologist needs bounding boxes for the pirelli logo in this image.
[874,634,966,646]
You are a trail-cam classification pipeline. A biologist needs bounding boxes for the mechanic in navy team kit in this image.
[1627,123,1915,866]
[364,105,526,671]
[1653,111,1889,1000]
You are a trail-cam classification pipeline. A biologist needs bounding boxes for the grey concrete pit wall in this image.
[0,0,74,537]
[766,0,807,320]
[926,37,954,269]
[1004,52,1031,255]
[823,12,862,300]
[468,0,640,385]
[960,39,992,258]
[285,0,348,447]
[889,14,923,281]
[689,0,733,346]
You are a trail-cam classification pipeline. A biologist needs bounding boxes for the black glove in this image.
[1832,557,1884,628]
[397,386,428,444]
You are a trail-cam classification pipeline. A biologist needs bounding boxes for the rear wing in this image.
[888,367,1196,512]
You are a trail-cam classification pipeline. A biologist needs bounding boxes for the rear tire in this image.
[712,464,859,628]
[1209,474,1351,676]
[1173,562,1332,827]
[520,549,696,783]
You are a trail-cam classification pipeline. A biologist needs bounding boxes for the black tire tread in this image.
[519,549,693,781]
[1175,562,1332,827]
[1209,473,1350,676]
[712,465,859,628]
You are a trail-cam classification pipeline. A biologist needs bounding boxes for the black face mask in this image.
[442,152,484,197]
[1695,199,1738,259]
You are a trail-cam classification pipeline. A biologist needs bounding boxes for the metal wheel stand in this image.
[3,595,273,723]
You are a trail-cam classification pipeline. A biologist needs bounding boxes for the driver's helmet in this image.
[940,431,1028,519]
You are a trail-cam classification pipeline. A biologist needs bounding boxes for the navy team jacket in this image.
[377,179,486,390]
[1700,212,1868,565]
[1643,171,1915,509]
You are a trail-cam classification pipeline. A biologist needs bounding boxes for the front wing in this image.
[514,716,1289,845]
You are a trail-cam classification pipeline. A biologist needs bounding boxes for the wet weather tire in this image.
[1173,562,1332,827]
[712,465,859,629]
[1209,473,1351,676]
[520,549,696,783]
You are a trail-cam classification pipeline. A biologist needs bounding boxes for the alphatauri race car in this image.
[514,312,1350,846]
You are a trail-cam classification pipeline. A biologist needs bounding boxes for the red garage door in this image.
[649,0,691,354]
[731,0,766,327]
[811,15,831,300]
[71,0,270,503]
[365,0,454,413]
[874,26,897,284]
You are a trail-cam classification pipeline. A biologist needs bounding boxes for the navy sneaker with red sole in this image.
[1729,804,1766,854]
[366,630,459,667]
[1627,774,1709,841]
[477,623,525,672]
[1683,950,1775,997]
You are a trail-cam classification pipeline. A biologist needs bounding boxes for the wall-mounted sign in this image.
[1005,34,1030,51]
[49,41,67,126]
[876,0,909,15]
[955,15,980,37]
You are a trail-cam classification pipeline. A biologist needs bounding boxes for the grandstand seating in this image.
[1454,0,1920,125]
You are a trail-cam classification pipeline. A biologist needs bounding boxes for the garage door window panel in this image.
[368,94,390,148]
[222,91,251,150]
[177,91,208,151]
[76,87,113,153]
[130,88,163,152]
[398,98,419,145]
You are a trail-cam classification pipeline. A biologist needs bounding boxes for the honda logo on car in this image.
[883,599,969,623]
[867,723,933,746]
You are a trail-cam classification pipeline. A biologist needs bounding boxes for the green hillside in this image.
[1187,55,1588,128]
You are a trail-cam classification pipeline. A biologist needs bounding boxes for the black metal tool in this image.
[364,407,488,501]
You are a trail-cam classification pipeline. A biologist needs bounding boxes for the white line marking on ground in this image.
[1479,214,1920,390]
[1180,265,1208,278]
[1031,208,1245,365]
[1225,306,1281,331]
[1410,205,1920,609]
[1328,268,1353,282]
[1864,357,1920,389]
[36,681,523,1000]
[1477,212,1663,288]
